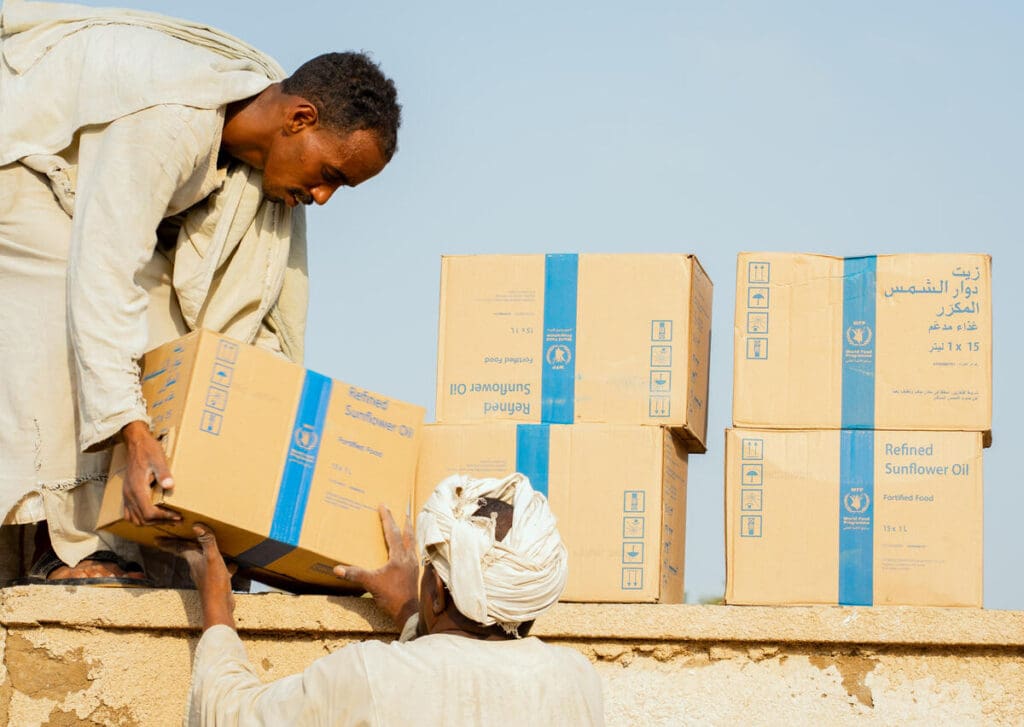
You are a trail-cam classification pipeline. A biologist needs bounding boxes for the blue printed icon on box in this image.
[624,490,646,513]
[740,515,762,538]
[621,567,644,590]
[211,363,233,387]
[747,312,768,334]
[748,261,770,284]
[622,542,644,564]
[649,397,670,417]
[748,287,769,309]
[651,320,673,341]
[741,438,764,460]
[741,489,763,511]
[199,410,222,435]
[650,371,671,393]
[742,463,763,486]
[650,346,672,367]
[216,340,239,363]
[623,516,645,539]
[746,338,768,360]
[205,386,228,412]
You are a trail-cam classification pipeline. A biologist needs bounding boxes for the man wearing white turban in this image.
[169,473,605,726]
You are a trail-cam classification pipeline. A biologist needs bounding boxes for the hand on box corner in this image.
[121,420,182,526]
[158,523,236,630]
[334,505,420,629]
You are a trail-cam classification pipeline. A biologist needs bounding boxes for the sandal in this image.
[12,548,155,588]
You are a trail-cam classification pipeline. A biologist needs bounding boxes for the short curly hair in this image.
[282,52,402,161]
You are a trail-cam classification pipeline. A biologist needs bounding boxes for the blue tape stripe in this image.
[541,254,578,423]
[841,256,877,428]
[838,430,874,606]
[235,538,295,569]
[516,424,550,497]
[268,371,332,547]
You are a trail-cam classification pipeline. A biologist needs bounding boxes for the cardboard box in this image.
[725,428,983,607]
[415,423,687,603]
[435,254,712,452]
[732,253,992,439]
[98,330,425,590]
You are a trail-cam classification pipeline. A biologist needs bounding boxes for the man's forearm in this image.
[201,599,236,632]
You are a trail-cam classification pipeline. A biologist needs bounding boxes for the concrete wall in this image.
[2,586,1022,726]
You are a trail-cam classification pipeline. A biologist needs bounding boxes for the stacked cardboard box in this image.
[97,329,426,590]
[419,253,713,602]
[725,253,991,606]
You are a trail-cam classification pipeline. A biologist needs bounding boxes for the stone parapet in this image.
[2,587,1023,725]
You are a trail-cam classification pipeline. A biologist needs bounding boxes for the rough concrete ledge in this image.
[3,586,1022,647]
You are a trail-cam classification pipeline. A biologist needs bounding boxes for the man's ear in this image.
[431,570,447,615]
[284,100,319,134]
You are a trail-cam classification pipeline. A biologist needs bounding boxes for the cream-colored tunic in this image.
[188,625,606,727]
[0,2,309,568]
[0,103,224,559]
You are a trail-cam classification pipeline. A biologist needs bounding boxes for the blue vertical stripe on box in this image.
[541,254,579,423]
[238,371,332,567]
[838,430,874,606]
[516,424,550,497]
[840,256,877,429]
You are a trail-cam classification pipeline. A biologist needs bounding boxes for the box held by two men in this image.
[725,428,983,607]
[415,423,687,603]
[733,253,991,440]
[435,254,712,452]
[97,330,425,590]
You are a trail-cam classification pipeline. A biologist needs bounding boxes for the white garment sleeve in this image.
[186,625,376,727]
[67,104,217,451]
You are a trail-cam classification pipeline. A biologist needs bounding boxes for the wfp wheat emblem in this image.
[846,322,873,347]
[545,344,572,369]
[844,491,870,514]
[293,424,319,451]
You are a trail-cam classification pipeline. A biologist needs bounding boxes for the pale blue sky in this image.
[78,1,1023,609]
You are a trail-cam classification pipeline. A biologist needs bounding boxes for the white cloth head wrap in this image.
[417,473,568,635]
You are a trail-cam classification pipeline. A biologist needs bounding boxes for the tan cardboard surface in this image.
[725,428,983,607]
[415,423,687,602]
[732,253,992,435]
[436,254,712,451]
[98,330,424,590]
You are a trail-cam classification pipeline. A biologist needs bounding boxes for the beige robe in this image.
[187,624,606,726]
[0,1,308,567]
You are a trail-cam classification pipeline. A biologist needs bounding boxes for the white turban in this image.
[417,472,569,635]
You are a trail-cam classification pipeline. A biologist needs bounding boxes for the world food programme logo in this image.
[846,322,873,347]
[293,424,319,451]
[545,344,572,369]
[843,491,870,514]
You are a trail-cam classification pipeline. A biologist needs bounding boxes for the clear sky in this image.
[76,0,1023,609]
